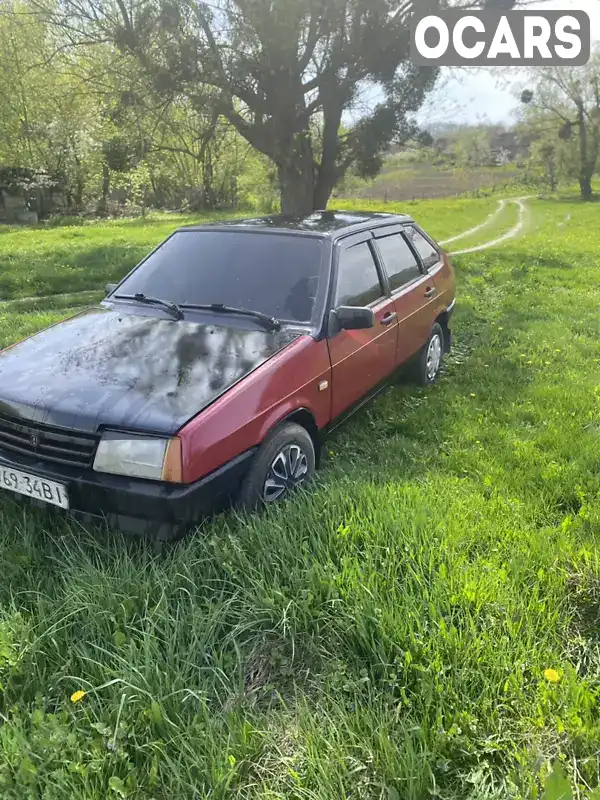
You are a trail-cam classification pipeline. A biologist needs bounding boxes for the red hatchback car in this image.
[0,211,455,537]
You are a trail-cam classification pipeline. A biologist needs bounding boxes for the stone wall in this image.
[0,168,67,224]
[0,189,38,223]
[0,188,68,224]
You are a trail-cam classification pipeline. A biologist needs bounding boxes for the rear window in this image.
[405,226,441,270]
[116,231,326,322]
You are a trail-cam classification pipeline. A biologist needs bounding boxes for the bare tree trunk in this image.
[202,150,217,209]
[98,161,110,214]
[35,187,43,219]
[279,164,314,215]
[579,175,593,201]
[313,165,339,210]
[313,138,341,210]
[577,105,594,201]
[198,113,219,209]
[73,160,85,210]
[314,96,344,210]
[277,133,315,216]
[74,178,84,209]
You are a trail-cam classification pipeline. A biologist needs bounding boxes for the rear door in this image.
[403,225,447,343]
[327,234,398,419]
[372,227,432,364]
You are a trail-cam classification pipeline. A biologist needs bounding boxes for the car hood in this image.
[0,306,300,434]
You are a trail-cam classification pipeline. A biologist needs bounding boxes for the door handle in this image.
[424,287,437,299]
[381,312,398,326]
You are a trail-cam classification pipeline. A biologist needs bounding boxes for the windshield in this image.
[114,231,326,323]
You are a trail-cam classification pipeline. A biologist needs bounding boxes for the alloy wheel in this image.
[426,333,443,381]
[262,444,309,502]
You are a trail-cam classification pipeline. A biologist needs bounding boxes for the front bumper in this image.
[0,447,255,534]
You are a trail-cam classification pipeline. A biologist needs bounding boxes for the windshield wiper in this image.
[114,293,184,320]
[179,303,281,331]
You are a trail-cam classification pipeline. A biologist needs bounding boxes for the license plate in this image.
[0,465,69,509]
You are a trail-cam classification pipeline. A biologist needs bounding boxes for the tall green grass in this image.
[0,195,599,797]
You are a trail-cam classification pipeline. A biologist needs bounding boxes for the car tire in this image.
[238,422,316,512]
[413,323,445,386]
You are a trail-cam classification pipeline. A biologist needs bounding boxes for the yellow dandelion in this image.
[544,669,560,684]
[71,690,87,703]
[470,393,476,398]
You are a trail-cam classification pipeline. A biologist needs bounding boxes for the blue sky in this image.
[419,0,600,126]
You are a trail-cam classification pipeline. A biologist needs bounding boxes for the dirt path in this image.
[449,197,531,256]
[439,199,508,246]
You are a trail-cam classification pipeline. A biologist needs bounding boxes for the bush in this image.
[44,214,86,228]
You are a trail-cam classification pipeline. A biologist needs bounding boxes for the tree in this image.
[521,52,600,201]
[0,3,109,212]
[34,0,522,215]
[0,2,267,215]
[452,127,493,168]
[515,115,579,192]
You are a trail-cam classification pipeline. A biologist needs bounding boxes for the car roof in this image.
[177,210,414,239]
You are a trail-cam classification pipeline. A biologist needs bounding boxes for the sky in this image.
[418,0,600,127]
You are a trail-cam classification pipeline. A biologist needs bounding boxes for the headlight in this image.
[93,432,182,482]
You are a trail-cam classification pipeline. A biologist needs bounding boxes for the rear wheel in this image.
[412,323,445,386]
[238,422,316,512]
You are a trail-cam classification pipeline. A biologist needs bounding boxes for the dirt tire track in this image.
[449,197,532,256]
[439,199,508,246]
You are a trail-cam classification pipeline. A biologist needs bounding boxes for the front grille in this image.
[0,412,99,468]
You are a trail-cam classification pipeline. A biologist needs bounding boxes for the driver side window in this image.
[335,242,384,307]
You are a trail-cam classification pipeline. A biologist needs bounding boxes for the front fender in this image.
[179,336,331,483]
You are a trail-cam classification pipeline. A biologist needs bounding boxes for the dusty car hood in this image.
[0,306,300,434]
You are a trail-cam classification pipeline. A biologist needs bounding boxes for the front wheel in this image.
[413,323,445,386]
[238,422,316,512]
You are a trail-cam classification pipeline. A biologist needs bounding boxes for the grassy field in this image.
[0,198,501,304]
[0,194,599,798]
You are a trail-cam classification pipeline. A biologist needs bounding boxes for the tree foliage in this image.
[0,3,273,214]
[521,51,600,200]
[1,0,556,216]
[32,0,451,212]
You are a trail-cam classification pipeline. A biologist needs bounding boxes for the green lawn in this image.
[0,195,599,798]
[0,198,499,303]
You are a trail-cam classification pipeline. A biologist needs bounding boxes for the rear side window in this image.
[335,242,384,307]
[376,234,421,292]
[405,226,441,269]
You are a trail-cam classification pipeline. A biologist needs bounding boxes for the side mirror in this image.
[105,283,117,296]
[334,306,375,331]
